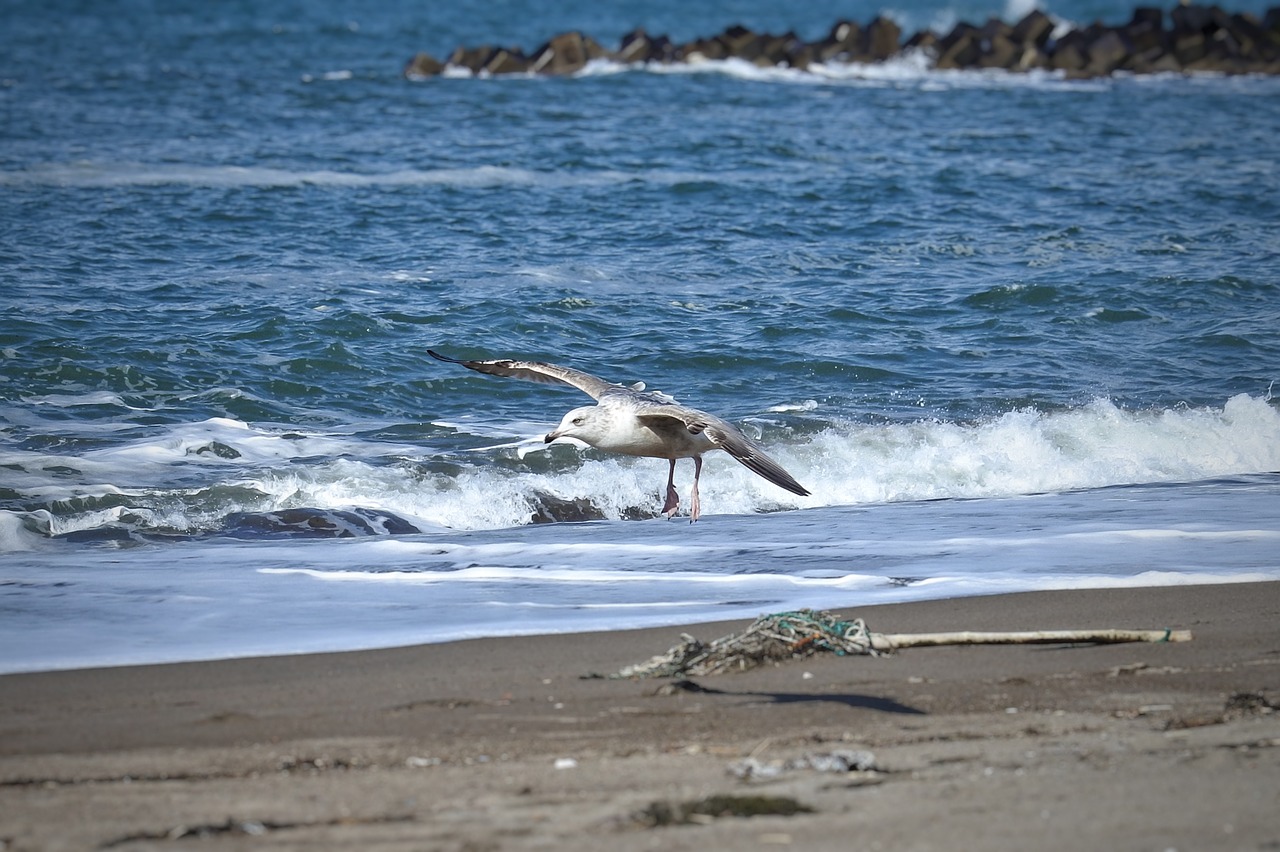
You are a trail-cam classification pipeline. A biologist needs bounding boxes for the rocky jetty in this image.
[405,5,1280,79]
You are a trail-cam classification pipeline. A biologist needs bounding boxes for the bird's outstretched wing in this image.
[636,404,811,497]
[709,424,811,497]
[428,349,618,400]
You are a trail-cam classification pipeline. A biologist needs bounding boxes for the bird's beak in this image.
[544,430,559,444]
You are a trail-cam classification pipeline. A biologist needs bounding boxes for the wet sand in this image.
[2,581,1278,851]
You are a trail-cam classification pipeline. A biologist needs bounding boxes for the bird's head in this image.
[545,405,600,446]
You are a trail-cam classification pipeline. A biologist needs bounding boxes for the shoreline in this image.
[4,581,1279,850]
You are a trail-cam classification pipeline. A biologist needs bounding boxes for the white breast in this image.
[596,412,715,459]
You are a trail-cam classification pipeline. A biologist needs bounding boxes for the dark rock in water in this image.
[1018,44,1051,70]
[619,31,682,63]
[617,28,657,63]
[763,31,806,67]
[975,19,1022,70]
[530,31,607,75]
[716,24,763,61]
[527,491,657,523]
[648,33,682,63]
[786,40,820,71]
[988,34,1024,69]
[814,20,861,62]
[1129,45,1184,73]
[935,23,982,69]
[404,52,444,78]
[484,48,529,75]
[1172,28,1210,65]
[1131,6,1166,28]
[405,4,1280,79]
[1086,29,1133,75]
[190,441,241,460]
[1013,9,1055,48]
[1049,28,1091,71]
[223,507,421,539]
[1123,7,1168,54]
[683,36,729,62]
[1169,5,1271,70]
[447,44,496,73]
[903,29,940,54]
[862,16,902,62]
[977,16,1016,43]
[711,24,805,68]
[1172,3,1218,35]
[1224,13,1274,59]
[58,526,140,544]
[528,492,608,523]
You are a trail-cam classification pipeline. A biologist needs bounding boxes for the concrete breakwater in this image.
[405,5,1280,80]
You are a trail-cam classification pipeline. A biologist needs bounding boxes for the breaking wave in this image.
[2,393,1277,549]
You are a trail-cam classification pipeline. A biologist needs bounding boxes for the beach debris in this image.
[729,749,879,781]
[275,754,367,773]
[405,755,442,768]
[101,815,414,846]
[1108,661,1151,677]
[601,609,1193,678]
[607,610,878,678]
[653,679,720,695]
[866,626,1193,650]
[1164,690,1278,730]
[553,757,579,770]
[632,794,815,827]
[1224,691,1277,719]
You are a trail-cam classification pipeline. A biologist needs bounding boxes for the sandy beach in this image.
[2,581,1278,851]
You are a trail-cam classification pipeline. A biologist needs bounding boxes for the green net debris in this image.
[609,609,879,679]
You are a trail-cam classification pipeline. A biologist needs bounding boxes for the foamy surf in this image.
[1,394,1277,548]
[0,162,760,191]
[3,478,1276,673]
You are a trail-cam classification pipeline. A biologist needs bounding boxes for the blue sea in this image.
[3,0,1279,674]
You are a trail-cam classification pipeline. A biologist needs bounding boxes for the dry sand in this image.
[2,581,1278,851]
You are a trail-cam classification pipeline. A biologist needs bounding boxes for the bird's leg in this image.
[661,458,680,519]
[688,456,703,523]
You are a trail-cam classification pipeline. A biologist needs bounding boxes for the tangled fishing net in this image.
[609,609,879,679]
[600,609,1191,679]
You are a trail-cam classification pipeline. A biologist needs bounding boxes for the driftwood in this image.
[871,627,1192,650]
[604,610,1192,679]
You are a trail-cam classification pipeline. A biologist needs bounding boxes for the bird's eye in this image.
[572,417,584,426]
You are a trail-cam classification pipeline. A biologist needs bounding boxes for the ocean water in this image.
[2,0,1279,674]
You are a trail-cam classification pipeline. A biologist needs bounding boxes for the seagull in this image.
[428,350,810,522]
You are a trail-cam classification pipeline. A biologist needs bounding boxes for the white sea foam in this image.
[642,53,934,85]
[793,394,1280,510]
[410,393,1280,530]
[765,400,819,413]
[0,511,46,552]
[26,391,152,410]
[572,51,1115,92]
[0,162,735,191]
[2,395,1277,547]
[3,481,1277,673]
